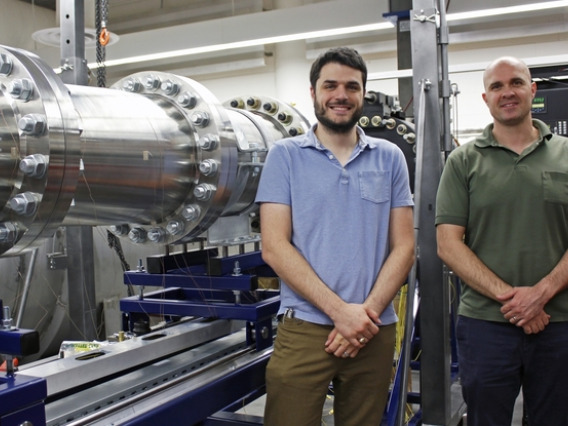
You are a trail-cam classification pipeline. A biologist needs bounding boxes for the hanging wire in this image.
[95,0,108,88]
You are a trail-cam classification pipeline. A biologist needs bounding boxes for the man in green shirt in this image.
[436,56,568,425]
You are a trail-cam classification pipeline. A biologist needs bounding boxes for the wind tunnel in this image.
[0,45,310,256]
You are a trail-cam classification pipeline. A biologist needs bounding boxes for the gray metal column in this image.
[390,0,414,117]
[59,0,89,86]
[66,226,99,341]
[59,0,99,341]
[410,1,464,424]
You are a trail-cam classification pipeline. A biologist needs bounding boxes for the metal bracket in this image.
[47,252,68,270]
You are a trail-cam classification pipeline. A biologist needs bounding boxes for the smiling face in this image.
[482,58,536,127]
[310,62,365,134]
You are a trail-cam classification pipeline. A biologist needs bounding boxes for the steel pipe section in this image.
[0,45,310,255]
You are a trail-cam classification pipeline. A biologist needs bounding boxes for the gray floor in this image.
[235,376,526,425]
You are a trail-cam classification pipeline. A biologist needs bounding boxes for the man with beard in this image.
[255,47,415,425]
[436,56,568,425]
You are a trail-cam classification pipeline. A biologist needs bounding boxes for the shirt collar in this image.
[474,118,553,149]
[299,123,375,151]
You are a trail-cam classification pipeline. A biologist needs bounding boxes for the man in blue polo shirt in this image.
[255,47,415,425]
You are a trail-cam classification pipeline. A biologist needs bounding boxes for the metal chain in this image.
[95,0,108,87]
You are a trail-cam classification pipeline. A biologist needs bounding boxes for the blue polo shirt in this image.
[255,124,414,326]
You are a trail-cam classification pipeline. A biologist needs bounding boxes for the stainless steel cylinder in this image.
[0,45,310,255]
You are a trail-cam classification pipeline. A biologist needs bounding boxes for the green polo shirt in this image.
[436,119,568,322]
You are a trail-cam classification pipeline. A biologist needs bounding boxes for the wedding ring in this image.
[343,351,349,358]
[359,337,367,344]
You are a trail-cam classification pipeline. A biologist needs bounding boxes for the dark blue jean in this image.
[457,315,568,426]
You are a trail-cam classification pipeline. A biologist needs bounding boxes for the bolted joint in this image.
[147,228,166,243]
[181,205,201,221]
[9,192,39,216]
[19,153,48,178]
[9,79,34,101]
[0,222,18,243]
[199,134,219,151]
[166,220,185,235]
[191,111,210,128]
[193,183,216,201]
[109,224,130,236]
[18,114,47,136]
[122,78,142,92]
[0,53,13,76]
[178,92,197,108]
[128,227,147,243]
[199,159,218,176]
[161,79,180,96]
[144,74,161,90]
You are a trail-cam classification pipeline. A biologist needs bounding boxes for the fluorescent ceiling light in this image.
[446,1,568,22]
[86,22,394,69]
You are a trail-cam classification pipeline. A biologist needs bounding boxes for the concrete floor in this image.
[234,378,526,425]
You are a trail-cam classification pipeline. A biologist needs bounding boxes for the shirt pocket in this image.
[359,171,391,203]
[543,171,568,204]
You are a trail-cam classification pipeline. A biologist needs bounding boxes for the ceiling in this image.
[21,0,568,83]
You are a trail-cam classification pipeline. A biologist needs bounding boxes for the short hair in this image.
[309,47,367,89]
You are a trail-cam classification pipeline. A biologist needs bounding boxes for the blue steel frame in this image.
[121,250,280,351]
[0,299,46,425]
[117,250,278,424]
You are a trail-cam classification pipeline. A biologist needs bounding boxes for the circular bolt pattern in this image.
[199,159,218,176]
[19,154,47,178]
[0,53,13,76]
[0,222,17,243]
[181,205,201,221]
[18,114,47,135]
[122,78,142,92]
[144,75,161,90]
[371,116,382,127]
[147,228,165,243]
[194,184,215,201]
[128,227,147,243]
[9,192,39,216]
[110,224,130,236]
[230,98,244,108]
[385,118,396,130]
[178,92,197,108]
[199,134,219,151]
[191,112,210,128]
[161,79,180,96]
[9,79,34,101]
[166,220,184,235]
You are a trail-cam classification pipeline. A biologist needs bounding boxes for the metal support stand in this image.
[121,250,279,351]
[410,1,466,424]
[0,299,46,425]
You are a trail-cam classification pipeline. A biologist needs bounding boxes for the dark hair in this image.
[309,47,367,89]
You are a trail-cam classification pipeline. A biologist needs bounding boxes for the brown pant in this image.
[264,317,396,426]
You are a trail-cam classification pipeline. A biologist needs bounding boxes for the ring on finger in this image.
[343,351,349,358]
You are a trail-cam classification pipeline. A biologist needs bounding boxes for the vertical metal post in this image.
[390,0,414,116]
[410,1,464,424]
[66,226,99,341]
[59,0,89,85]
[59,0,98,340]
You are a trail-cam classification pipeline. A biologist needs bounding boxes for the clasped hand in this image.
[498,286,550,334]
[324,303,380,358]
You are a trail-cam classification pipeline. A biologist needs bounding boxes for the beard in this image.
[314,100,363,134]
